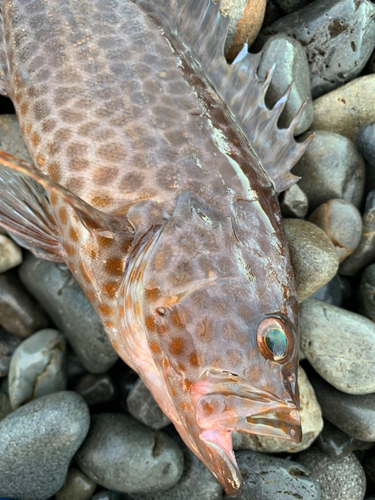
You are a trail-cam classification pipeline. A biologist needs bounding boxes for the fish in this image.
[0,0,312,496]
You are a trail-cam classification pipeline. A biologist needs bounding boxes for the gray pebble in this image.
[0,391,90,500]
[292,131,365,212]
[357,122,375,169]
[76,413,184,494]
[359,263,375,321]
[223,450,321,499]
[0,327,21,376]
[74,373,117,407]
[280,182,309,218]
[18,254,118,373]
[257,35,313,135]
[297,447,366,500]
[300,299,375,394]
[92,491,122,500]
[258,0,375,98]
[56,467,97,500]
[9,328,67,409]
[127,378,171,430]
[275,0,314,13]
[318,420,373,458]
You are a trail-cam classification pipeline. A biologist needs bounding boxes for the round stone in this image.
[317,420,374,458]
[56,467,97,500]
[0,235,22,273]
[358,264,375,321]
[127,378,171,430]
[357,122,375,170]
[280,183,309,219]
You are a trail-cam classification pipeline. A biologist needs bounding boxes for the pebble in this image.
[275,0,314,13]
[297,447,366,500]
[127,378,171,430]
[359,264,375,321]
[258,0,375,98]
[292,131,365,212]
[66,352,87,387]
[0,327,21,376]
[357,122,375,169]
[92,491,122,500]
[74,373,117,407]
[263,0,283,27]
[340,189,375,276]
[233,366,323,453]
[56,467,97,500]
[0,114,33,163]
[280,183,309,218]
[300,299,375,394]
[283,219,339,302]
[318,420,374,458]
[0,234,22,273]
[0,391,90,500]
[311,375,375,441]
[312,75,375,143]
[311,273,349,307]
[18,254,118,373]
[223,450,321,500]
[308,199,362,262]
[0,271,50,338]
[257,35,313,135]
[0,392,12,421]
[76,413,184,494]
[8,328,67,409]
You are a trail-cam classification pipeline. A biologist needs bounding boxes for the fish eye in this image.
[256,317,293,363]
[264,329,287,360]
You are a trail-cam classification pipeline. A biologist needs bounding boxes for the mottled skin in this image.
[0,0,300,495]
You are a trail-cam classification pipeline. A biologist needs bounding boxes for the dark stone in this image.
[359,264,375,322]
[263,0,284,28]
[311,273,349,307]
[317,420,374,457]
[0,327,21,377]
[74,373,117,407]
[357,122,375,169]
[56,467,97,500]
[275,0,315,14]
[92,490,122,500]
[127,378,171,430]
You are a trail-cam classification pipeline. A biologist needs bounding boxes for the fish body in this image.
[0,0,310,495]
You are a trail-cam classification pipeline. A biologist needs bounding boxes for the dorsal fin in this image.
[137,0,312,192]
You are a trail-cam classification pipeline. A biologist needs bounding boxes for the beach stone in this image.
[113,362,139,411]
[18,254,118,373]
[357,122,375,168]
[300,299,375,394]
[283,219,339,302]
[233,366,323,453]
[297,447,366,500]
[340,189,375,275]
[0,327,21,376]
[275,0,314,13]
[312,75,375,143]
[359,264,375,321]
[311,375,375,441]
[308,199,362,263]
[223,450,321,499]
[0,391,90,500]
[9,328,67,409]
[66,352,87,387]
[258,0,375,98]
[56,467,97,500]
[76,413,184,494]
[74,373,117,407]
[257,35,313,135]
[311,273,349,307]
[92,491,122,500]
[318,420,374,458]
[127,378,171,430]
[0,234,22,272]
[0,392,12,421]
[280,183,309,218]
[0,114,33,163]
[0,271,50,338]
[292,131,365,212]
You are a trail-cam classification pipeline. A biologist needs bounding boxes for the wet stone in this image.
[76,413,184,494]
[283,219,339,302]
[280,183,309,218]
[74,373,117,407]
[0,271,50,338]
[18,254,118,373]
[0,391,90,500]
[308,199,362,263]
[359,264,375,321]
[0,328,21,377]
[318,420,374,458]
[223,450,321,500]
[66,352,87,388]
[56,467,97,500]
[0,234,22,273]
[297,447,366,500]
[257,34,313,135]
[357,122,375,169]
[9,328,67,409]
[310,273,349,307]
[258,0,375,98]
[92,491,122,500]
[274,0,315,13]
[127,378,171,430]
[0,392,12,422]
[292,131,365,212]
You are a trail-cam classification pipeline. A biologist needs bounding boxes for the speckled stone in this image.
[0,114,33,163]
[76,413,184,494]
[9,328,67,409]
[257,35,313,135]
[300,299,375,394]
[297,447,366,500]
[280,183,309,218]
[0,234,22,273]
[0,391,90,500]
[359,264,375,321]
[0,327,21,376]
[127,378,171,430]
[318,420,374,458]
[292,131,365,212]
[56,467,97,500]
[74,373,117,407]
[283,219,339,302]
[233,366,323,453]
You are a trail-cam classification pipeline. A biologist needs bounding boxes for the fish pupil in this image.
[265,329,287,359]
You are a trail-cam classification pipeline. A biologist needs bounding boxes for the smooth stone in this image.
[311,273,348,307]
[283,219,339,302]
[127,378,171,430]
[56,467,97,500]
[66,352,87,387]
[311,375,375,441]
[258,0,375,98]
[300,299,375,394]
[233,366,323,453]
[76,413,184,494]
[92,491,122,500]
[0,328,21,376]
[357,122,375,169]
[257,35,313,135]
[74,373,117,407]
[223,450,321,500]
[0,271,50,338]
[0,392,12,421]
[18,254,118,373]
[0,114,33,163]
[340,189,375,276]
[308,199,362,263]
[0,391,90,500]
[297,447,366,500]
[111,362,139,411]
[9,328,67,409]
[359,264,375,321]
[0,235,22,273]
[312,75,375,143]
[275,0,314,13]
[292,131,365,212]
[318,420,374,458]
[280,183,309,218]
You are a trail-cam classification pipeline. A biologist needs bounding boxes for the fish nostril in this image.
[156,307,166,316]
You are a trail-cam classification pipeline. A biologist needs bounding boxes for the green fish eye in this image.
[264,329,288,360]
